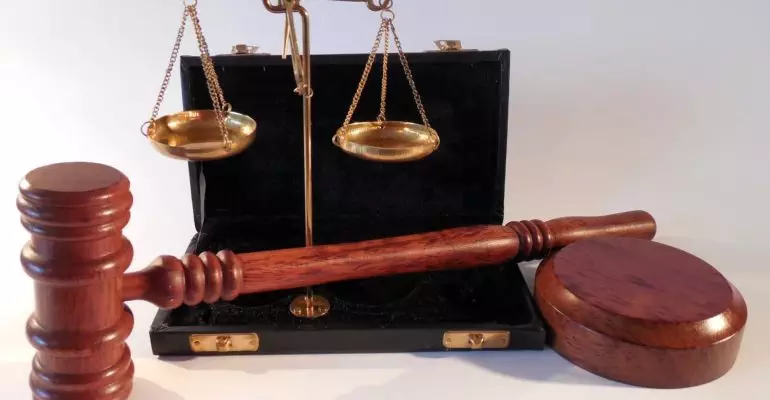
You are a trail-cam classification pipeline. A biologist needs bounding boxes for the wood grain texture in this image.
[124,211,656,308]
[18,162,135,400]
[535,237,747,388]
[123,250,243,308]
[16,161,661,399]
[506,210,656,261]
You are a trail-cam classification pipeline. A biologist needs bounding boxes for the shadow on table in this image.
[518,260,538,292]
[416,350,623,385]
[156,261,623,393]
[159,347,621,387]
[158,349,622,400]
[335,353,625,400]
[131,378,184,400]
[0,361,184,400]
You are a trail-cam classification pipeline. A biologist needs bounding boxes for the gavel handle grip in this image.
[241,224,521,292]
[122,224,517,306]
[123,210,655,308]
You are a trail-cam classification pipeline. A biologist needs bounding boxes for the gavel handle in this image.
[124,210,656,308]
[19,161,656,400]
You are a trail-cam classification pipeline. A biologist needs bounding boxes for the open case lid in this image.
[181,49,510,246]
[149,49,547,356]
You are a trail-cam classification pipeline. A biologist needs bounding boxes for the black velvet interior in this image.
[152,50,544,349]
[168,219,532,329]
[163,217,537,330]
[183,51,509,232]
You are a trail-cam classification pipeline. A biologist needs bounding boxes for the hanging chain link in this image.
[342,17,388,128]
[390,19,430,128]
[377,19,390,122]
[143,7,189,136]
[341,8,431,129]
[142,2,232,151]
[188,4,232,150]
[190,6,229,113]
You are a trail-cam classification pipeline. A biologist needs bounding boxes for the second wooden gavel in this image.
[18,161,656,400]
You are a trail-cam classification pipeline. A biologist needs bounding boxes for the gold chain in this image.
[342,17,388,128]
[377,19,390,122]
[145,7,189,134]
[143,2,231,151]
[390,19,430,128]
[188,4,232,150]
[341,9,430,129]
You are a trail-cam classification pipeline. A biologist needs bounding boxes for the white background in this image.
[1,0,769,399]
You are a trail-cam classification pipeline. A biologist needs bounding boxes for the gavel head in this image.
[18,162,135,400]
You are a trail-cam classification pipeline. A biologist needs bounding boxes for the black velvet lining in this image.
[181,51,510,231]
[163,217,538,329]
[152,50,544,348]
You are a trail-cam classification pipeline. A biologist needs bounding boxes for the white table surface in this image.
[2,0,769,398]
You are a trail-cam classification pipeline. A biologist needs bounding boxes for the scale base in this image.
[289,294,331,318]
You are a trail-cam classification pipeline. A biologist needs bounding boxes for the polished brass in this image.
[147,110,257,161]
[334,6,439,162]
[231,44,261,54]
[333,121,439,162]
[434,40,463,51]
[189,333,260,353]
[428,40,476,53]
[368,0,393,11]
[143,2,256,161]
[266,0,314,246]
[289,294,331,318]
[264,0,331,317]
[442,331,511,350]
[282,0,311,97]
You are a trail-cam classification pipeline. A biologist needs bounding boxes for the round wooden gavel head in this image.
[15,161,662,399]
[535,236,747,388]
[18,162,136,399]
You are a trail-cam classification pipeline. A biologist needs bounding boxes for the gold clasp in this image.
[369,0,393,11]
[280,0,312,97]
[434,40,463,51]
[380,9,395,20]
[442,331,510,350]
[216,336,233,351]
[231,44,261,55]
[468,333,485,349]
[189,333,260,353]
[140,120,152,137]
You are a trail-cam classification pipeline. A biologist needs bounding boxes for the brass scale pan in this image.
[147,110,257,161]
[143,0,257,162]
[144,1,437,163]
[332,7,440,162]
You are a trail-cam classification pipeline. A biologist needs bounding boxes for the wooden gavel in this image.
[18,162,656,400]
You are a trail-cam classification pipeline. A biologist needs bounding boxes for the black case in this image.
[149,49,546,355]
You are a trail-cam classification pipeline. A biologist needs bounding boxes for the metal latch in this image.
[434,40,464,51]
[230,44,269,55]
[428,40,477,53]
[189,333,260,353]
[442,331,510,350]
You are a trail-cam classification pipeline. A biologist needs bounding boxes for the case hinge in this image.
[434,40,463,51]
[189,333,260,353]
[427,40,477,53]
[230,44,270,55]
[442,331,510,350]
